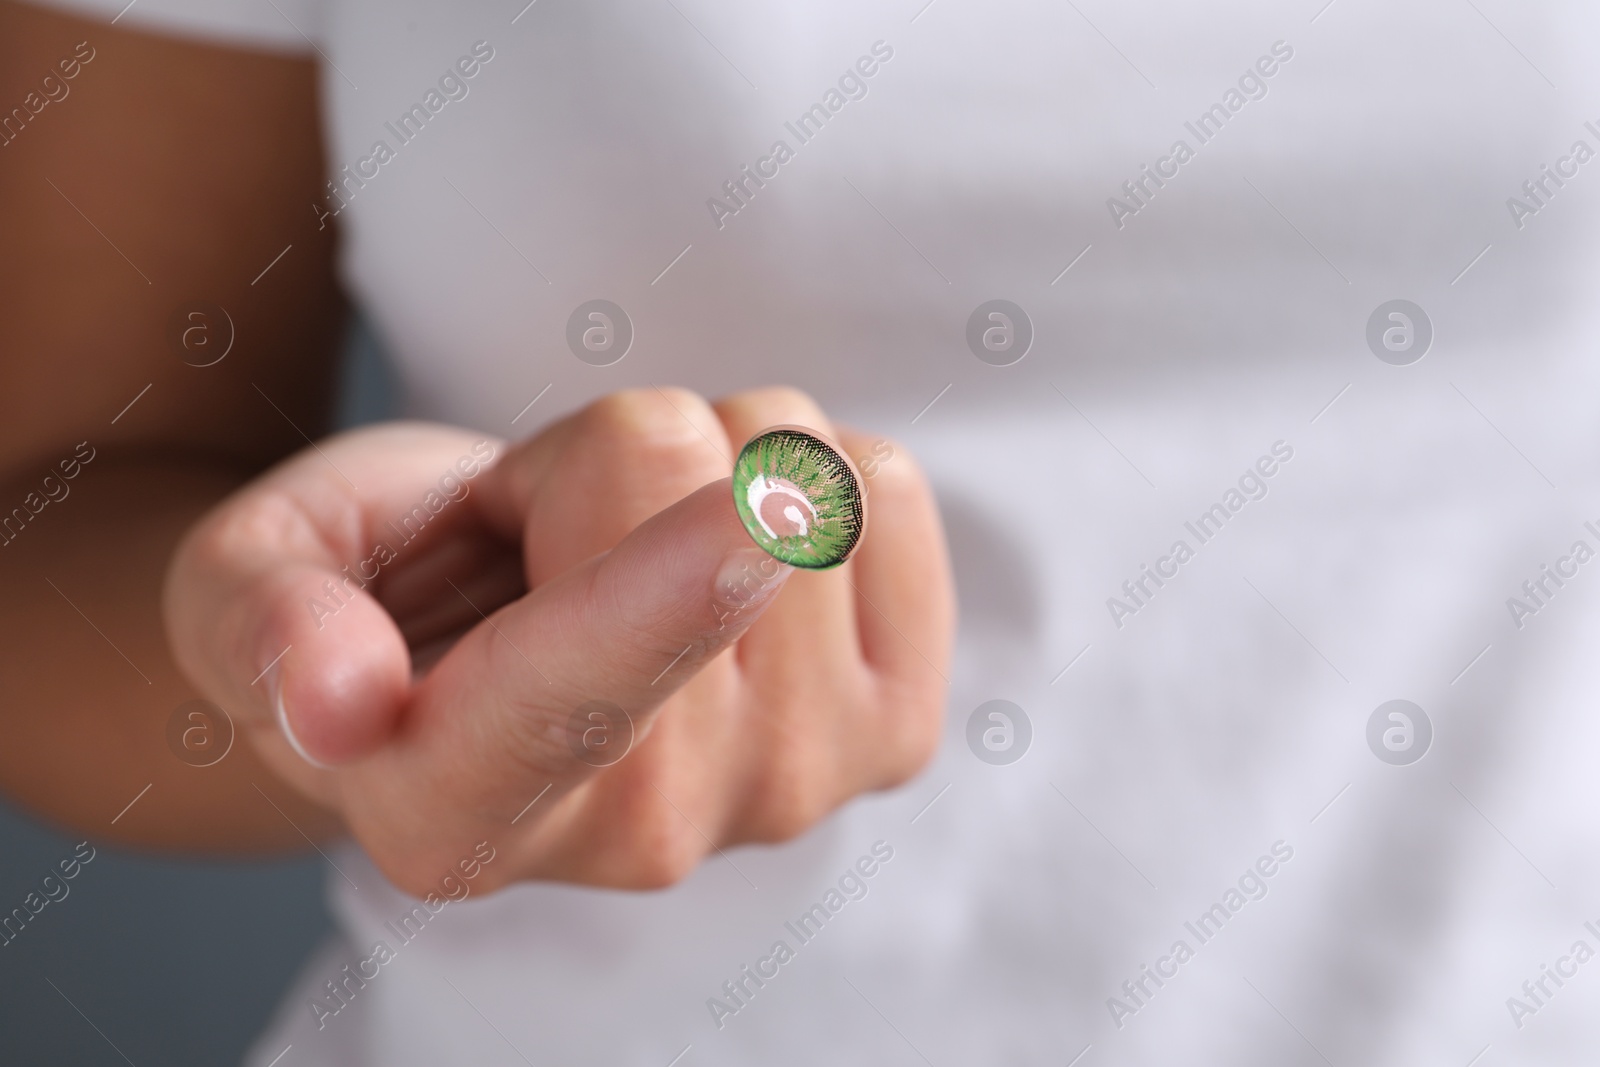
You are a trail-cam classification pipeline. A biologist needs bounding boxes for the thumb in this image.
[406,477,789,785]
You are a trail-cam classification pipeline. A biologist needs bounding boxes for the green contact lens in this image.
[732,426,865,570]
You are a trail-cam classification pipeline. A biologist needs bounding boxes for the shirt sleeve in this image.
[25,0,324,55]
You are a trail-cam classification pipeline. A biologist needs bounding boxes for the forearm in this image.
[0,0,349,854]
[0,454,343,854]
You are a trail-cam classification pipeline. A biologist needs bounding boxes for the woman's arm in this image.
[0,1,345,851]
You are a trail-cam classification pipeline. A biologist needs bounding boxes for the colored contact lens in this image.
[732,426,865,570]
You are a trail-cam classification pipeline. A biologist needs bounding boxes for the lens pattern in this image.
[732,428,865,569]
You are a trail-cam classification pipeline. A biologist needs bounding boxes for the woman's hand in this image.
[164,387,953,894]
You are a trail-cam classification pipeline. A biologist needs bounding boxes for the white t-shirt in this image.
[42,0,1600,1062]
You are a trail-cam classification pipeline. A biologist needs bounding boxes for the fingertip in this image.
[266,665,331,769]
[255,576,412,766]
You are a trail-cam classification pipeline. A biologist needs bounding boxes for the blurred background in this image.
[0,316,391,1066]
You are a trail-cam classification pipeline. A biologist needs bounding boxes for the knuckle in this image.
[624,839,702,889]
[586,388,721,452]
[744,763,829,844]
[719,386,831,436]
[607,778,708,889]
[875,685,944,788]
[879,728,939,790]
[494,699,579,782]
[580,388,730,491]
[864,435,924,490]
[360,841,443,900]
[737,384,825,415]
[202,487,317,563]
[623,823,704,889]
[749,807,819,845]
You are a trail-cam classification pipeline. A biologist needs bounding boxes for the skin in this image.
[0,3,955,895]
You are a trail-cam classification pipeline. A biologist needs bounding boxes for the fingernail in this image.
[265,663,331,770]
[714,547,792,612]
